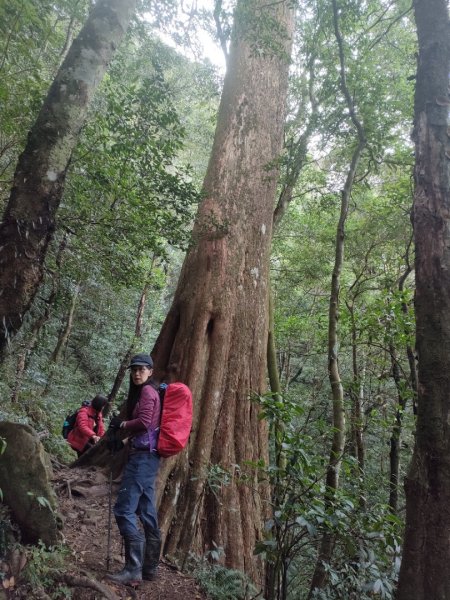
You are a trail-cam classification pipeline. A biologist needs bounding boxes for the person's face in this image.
[130,365,152,385]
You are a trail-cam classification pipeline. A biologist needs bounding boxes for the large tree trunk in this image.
[396,0,450,598]
[0,0,137,356]
[151,0,294,585]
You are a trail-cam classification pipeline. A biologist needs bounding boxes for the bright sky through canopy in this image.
[147,0,227,73]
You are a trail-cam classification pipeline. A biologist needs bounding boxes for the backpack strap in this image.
[158,384,168,421]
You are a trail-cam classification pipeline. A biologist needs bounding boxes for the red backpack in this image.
[157,382,193,457]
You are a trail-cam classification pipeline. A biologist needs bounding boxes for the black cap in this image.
[128,353,153,369]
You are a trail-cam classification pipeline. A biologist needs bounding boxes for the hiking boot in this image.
[142,526,161,581]
[107,536,144,585]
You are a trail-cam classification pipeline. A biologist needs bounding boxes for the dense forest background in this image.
[0,0,448,598]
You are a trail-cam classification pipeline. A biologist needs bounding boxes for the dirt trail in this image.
[52,463,208,600]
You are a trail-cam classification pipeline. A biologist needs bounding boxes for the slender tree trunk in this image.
[283,349,291,388]
[0,0,137,357]
[388,263,415,514]
[308,2,366,595]
[388,344,407,514]
[400,251,419,415]
[350,371,365,506]
[107,267,154,414]
[406,345,418,416]
[52,13,77,78]
[50,285,80,364]
[396,1,450,595]
[43,283,80,396]
[151,0,294,585]
[347,301,365,484]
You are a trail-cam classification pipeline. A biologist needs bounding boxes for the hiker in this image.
[67,394,107,456]
[107,353,162,586]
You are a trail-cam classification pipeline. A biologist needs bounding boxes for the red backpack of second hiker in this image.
[157,382,193,457]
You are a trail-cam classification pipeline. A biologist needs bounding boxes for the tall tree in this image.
[0,0,90,192]
[0,0,137,356]
[151,0,294,584]
[396,0,450,597]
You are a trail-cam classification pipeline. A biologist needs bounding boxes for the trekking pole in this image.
[105,415,123,572]
[106,461,113,572]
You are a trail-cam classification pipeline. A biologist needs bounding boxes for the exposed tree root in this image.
[55,573,120,600]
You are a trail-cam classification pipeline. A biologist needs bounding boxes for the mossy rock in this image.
[0,422,61,546]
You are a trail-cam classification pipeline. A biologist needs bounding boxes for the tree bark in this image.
[396,0,450,598]
[151,0,294,585]
[0,0,137,356]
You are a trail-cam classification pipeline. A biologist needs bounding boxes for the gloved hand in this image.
[107,438,124,454]
[108,415,123,430]
[107,416,124,454]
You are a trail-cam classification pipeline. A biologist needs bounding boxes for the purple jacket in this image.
[123,384,160,449]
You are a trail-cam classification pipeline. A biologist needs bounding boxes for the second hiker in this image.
[67,394,107,456]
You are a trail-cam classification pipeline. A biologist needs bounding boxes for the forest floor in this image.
[14,462,209,600]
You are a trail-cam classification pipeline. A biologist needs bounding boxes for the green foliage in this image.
[22,541,71,598]
[206,464,233,498]
[191,557,260,600]
[0,1,421,598]
[255,390,404,599]
[0,0,90,206]
[234,0,292,60]
[356,288,415,350]
[0,0,219,436]
[309,503,402,600]
[61,38,201,287]
[0,27,220,454]
[26,492,54,513]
